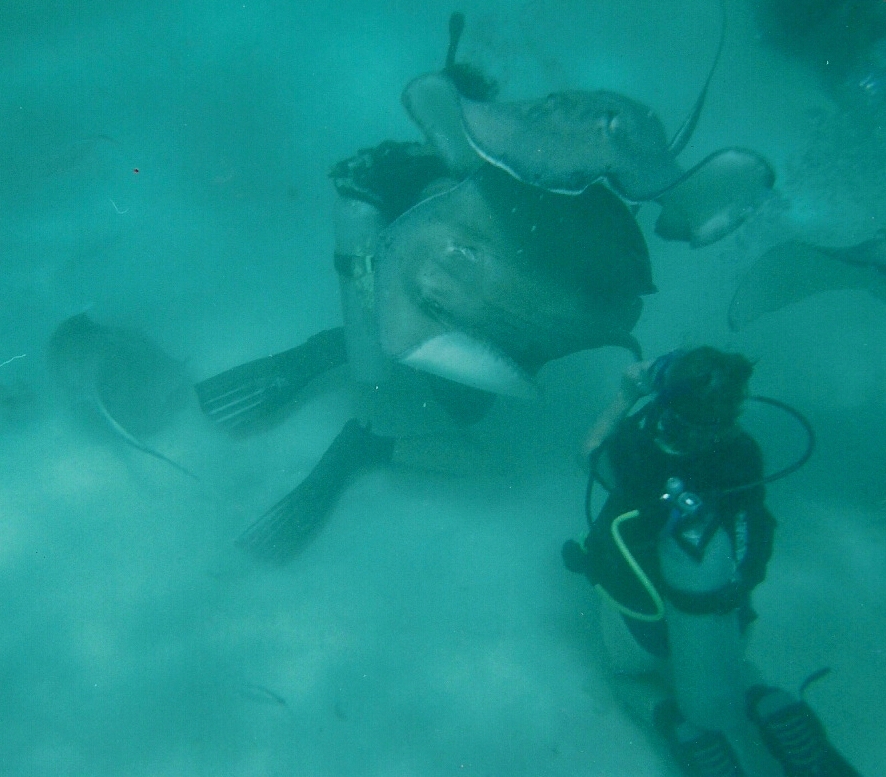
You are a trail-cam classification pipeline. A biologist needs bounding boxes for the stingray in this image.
[374,165,653,397]
[403,8,775,248]
[728,234,886,329]
[47,313,196,477]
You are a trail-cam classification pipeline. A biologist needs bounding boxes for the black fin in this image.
[196,327,346,436]
[236,420,395,564]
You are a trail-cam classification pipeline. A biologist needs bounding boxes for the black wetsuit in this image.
[572,404,776,656]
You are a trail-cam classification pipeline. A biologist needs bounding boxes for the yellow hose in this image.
[594,509,666,622]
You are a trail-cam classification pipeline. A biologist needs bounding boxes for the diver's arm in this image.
[582,360,653,457]
[334,195,391,386]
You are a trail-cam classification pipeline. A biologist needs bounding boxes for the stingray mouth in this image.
[396,331,538,399]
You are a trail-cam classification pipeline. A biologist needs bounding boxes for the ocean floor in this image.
[1,1,884,775]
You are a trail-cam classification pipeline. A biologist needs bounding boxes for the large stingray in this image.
[47,313,196,477]
[374,165,653,397]
[380,11,765,395]
[728,234,886,329]
[402,10,775,248]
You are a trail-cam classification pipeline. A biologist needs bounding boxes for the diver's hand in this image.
[580,359,654,461]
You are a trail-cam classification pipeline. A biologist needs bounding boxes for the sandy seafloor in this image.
[1,1,884,774]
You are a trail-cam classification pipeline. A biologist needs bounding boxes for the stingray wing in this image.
[460,90,681,200]
[655,148,776,247]
[728,240,886,330]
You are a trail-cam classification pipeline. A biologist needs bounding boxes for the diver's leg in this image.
[223,144,453,561]
[195,327,347,435]
[236,418,395,564]
[227,188,392,562]
[334,196,391,386]
[595,597,753,776]
[658,528,782,777]
[653,696,748,777]
[598,605,671,733]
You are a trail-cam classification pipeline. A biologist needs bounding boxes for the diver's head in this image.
[649,347,753,455]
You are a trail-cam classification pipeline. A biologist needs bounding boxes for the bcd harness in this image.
[585,483,753,622]
[570,395,814,621]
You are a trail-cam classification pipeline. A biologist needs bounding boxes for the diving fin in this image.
[195,327,347,435]
[747,685,862,777]
[236,419,395,564]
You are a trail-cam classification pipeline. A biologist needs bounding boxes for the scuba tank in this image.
[658,506,744,732]
[333,196,392,385]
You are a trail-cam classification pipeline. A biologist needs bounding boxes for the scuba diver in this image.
[194,140,499,563]
[193,20,502,564]
[563,347,862,777]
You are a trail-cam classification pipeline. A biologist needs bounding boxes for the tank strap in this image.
[659,577,748,616]
[334,251,374,279]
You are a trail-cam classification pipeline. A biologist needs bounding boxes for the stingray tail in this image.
[93,397,198,480]
[445,12,465,70]
[667,0,727,156]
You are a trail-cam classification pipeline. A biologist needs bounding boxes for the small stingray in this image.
[405,8,774,247]
[728,234,886,329]
[460,89,685,199]
[653,148,775,248]
[47,313,196,478]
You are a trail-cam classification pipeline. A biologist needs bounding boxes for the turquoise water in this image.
[1,1,883,774]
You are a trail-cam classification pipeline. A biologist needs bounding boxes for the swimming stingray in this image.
[47,313,196,477]
[728,233,886,329]
[402,8,775,249]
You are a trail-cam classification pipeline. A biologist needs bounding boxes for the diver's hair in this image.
[661,346,753,426]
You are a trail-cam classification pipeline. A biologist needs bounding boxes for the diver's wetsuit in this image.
[575,405,776,657]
